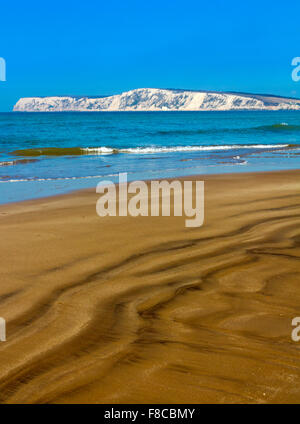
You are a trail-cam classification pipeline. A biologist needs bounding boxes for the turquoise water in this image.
[1,111,300,204]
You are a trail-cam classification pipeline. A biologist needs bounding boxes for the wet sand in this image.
[0,170,300,403]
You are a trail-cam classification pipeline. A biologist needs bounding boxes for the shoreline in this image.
[1,168,300,403]
[1,167,300,211]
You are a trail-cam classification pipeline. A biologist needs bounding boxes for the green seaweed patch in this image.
[12,147,120,156]
[12,147,86,156]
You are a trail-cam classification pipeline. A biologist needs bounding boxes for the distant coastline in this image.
[13,88,300,112]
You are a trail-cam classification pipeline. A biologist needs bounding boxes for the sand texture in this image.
[0,170,300,403]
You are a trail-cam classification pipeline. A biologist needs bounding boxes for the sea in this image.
[0,110,300,204]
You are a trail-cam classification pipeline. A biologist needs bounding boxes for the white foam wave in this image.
[0,161,15,166]
[82,146,116,154]
[0,173,120,183]
[83,144,289,155]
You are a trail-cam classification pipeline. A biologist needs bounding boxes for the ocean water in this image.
[0,110,300,204]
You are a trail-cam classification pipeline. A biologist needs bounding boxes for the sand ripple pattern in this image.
[0,171,300,403]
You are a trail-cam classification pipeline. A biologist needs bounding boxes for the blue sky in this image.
[0,0,300,111]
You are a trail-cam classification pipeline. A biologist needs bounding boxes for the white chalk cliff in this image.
[13,88,300,112]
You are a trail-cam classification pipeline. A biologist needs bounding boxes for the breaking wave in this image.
[12,144,291,157]
[148,123,300,136]
[254,123,300,131]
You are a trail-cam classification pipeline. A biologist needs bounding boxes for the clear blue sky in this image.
[0,0,300,111]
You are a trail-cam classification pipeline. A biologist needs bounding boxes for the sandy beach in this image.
[0,169,300,403]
